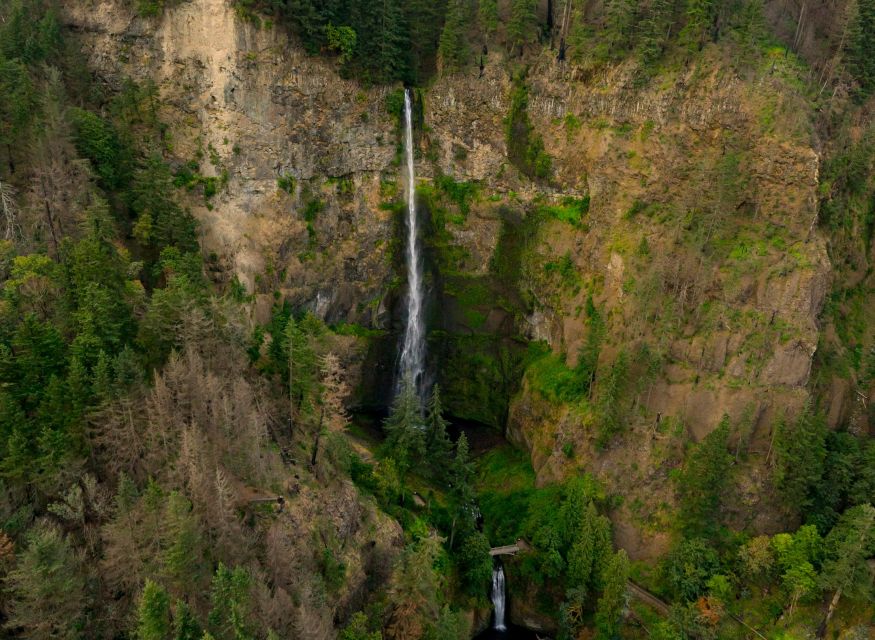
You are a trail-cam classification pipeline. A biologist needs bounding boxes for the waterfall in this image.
[397,88,426,402]
[491,562,507,631]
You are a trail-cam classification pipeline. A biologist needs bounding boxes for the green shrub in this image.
[277,173,296,194]
[505,79,552,181]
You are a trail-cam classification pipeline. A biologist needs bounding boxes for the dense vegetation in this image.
[0,1,492,638]
[2,0,875,639]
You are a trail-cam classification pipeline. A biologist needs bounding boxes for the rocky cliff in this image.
[64,0,832,560]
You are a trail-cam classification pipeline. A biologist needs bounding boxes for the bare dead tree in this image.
[0,178,19,241]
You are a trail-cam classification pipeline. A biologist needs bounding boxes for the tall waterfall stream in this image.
[491,562,507,631]
[397,88,427,403]
[393,90,538,639]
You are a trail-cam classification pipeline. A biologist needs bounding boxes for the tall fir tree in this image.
[478,0,499,39]
[508,0,539,55]
[773,407,827,516]
[637,0,675,68]
[676,414,731,537]
[818,504,875,632]
[382,379,425,474]
[594,550,630,638]
[136,579,171,640]
[846,0,875,97]
[438,0,472,73]
[679,0,715,52]
[424,384,453,475]
[599,0,636,61]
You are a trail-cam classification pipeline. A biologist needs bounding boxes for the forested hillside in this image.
[1,0,874,639]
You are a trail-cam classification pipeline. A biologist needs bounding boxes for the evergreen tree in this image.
[404,0,447,82]
[69,108,133,191]
[432,605,470,639]
[594,550,629,639]
[637,0,675,68]
[136,579,172,640]
[571,295,603,399]
[382,379,425,475]
[207,564,253,640]
[773,408,827,516]
[4,523,86,640]
[0,58,36,161]
[351,0,411,84]
[173,600,202,640]
[594,350,629,448]
[818,504,875,630]
[130,155,198,261]
[339,613,381,640]
[730,0,767,66]
[386,534,443,639]
[661,538,720,601]
[456,530,492,597]
[284,0,326,54]
[424,384,453,475]
[508,0,539,55]
[163,491,204,593]
[676,414,731,536]
[448,432,475,507]
[478,0,499,38]
[679,0,715,52]
[599,0,636,60]
[93,350,113,402]
[566,501,613,595]
[438,0,472,73]
[284,315,317,423]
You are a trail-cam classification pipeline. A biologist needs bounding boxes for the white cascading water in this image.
[398,88,426,402]
[491,562,507,631]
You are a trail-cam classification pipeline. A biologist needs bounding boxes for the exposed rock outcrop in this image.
[65,0,831,559]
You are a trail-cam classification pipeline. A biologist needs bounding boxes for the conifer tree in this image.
[130,155,198,259]
[508,0,539,55]
[284,316,316,427]
[818,504,875,632]
[424,384,453,475]
[136,579,172,640]
[637,0,675,67]
[173,600,202,640]
[382,379,425,475]
[478,0,499,39]
[676,414,731,536]
[311,352,350,467]
[438,0,472,73]
[448,432,474,505]
[386,534,443,639]
[594,550,629,638]
[163,491,203,593]
[679,0,715,52]
[773,407,827,516]
[447,432,476,545]
[599,0,636,60]
[4,523,86,639]
[566,501,613,595]
[846,0,875,96]
[208,564,253,640]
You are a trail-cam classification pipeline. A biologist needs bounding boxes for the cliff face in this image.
[67,0,399,327]
[427,52,829,557]
[65,0,830,559]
